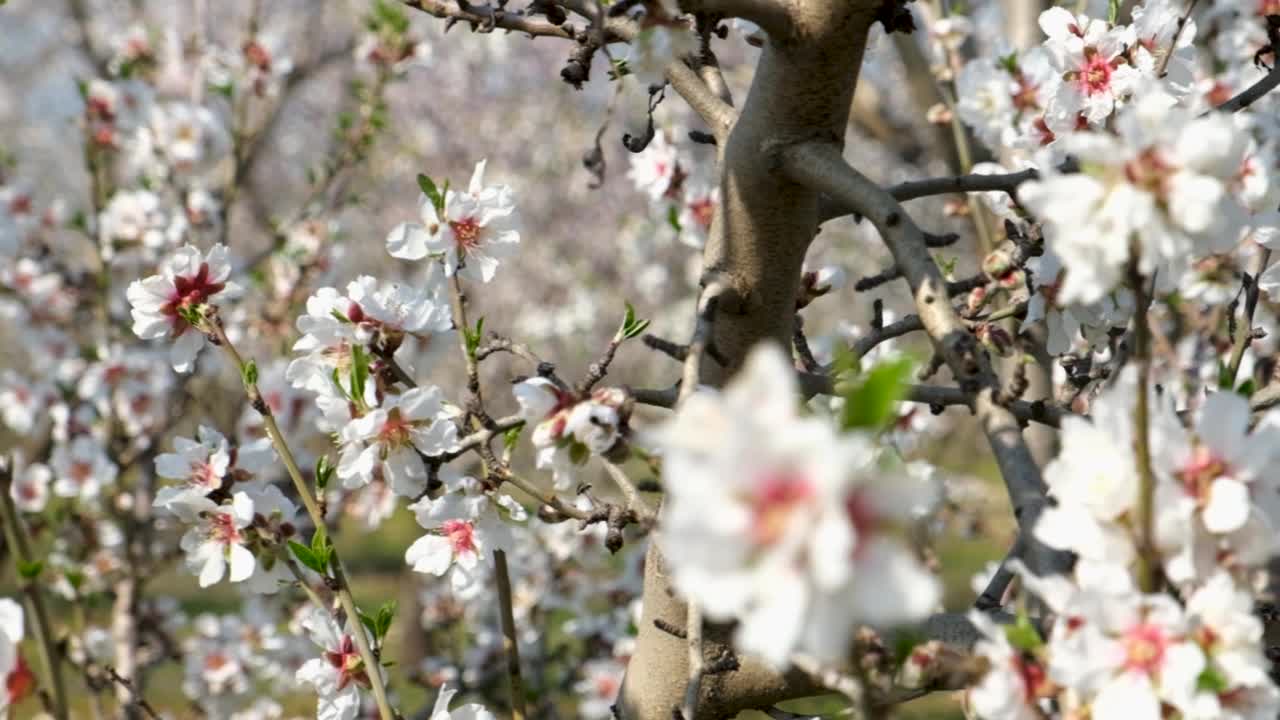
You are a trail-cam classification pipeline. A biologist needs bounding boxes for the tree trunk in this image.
[617,4,883,717]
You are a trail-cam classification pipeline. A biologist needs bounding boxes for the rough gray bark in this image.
[617,3,886,718]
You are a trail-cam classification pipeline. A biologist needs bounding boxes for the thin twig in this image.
[1224,249,1271,389]
[0,463,68,720]
[603,461,656,526]
[209,321,398,720]
[493,550,527,720]
[1128,253,1158,593]
[1156,0,1199,78]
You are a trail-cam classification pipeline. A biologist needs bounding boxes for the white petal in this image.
[406,534,453,576]
[1203,478,1251,534]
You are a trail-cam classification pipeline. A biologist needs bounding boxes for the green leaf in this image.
[1108,0,1120,24]
[17,560,43,580]
[350,344,371,402]
[616,302,651,341]
[417,173,446,214]
[315,455,335,491]
[311,526,329,562]
[358,609,379,640]
[330,308,351,324]
[502,424,524,454]
[463,317,485,359]
[840,356,914,431]
[1237,378,1257,397]
[666,205,682,233]
[375,600,397,640]
[241,359,258,389]
[64,570,85,590]
[289,542,325,574]
[1217,360,1233,390]
[1004,611,1044,652]
[1196,666,1229,694]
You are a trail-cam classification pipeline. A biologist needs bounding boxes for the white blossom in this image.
[337,386,461,497]
[126,244,241,372]
[386,160,521,283]
[654,344,940,666]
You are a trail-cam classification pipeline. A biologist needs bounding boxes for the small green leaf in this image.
[358,609,379,640]
[1108,0,1120,24]
[17,560,43,580]
[417,173,446,214]
[841,356,914,431]
[311,526,329,562]
[64,570,85,590]
[1237,378,1257,397]
[568,442,589,465]
[289,542,325,574]
[616,302,651,341]
[315,455,335,491]
[241,359,258,389]
[375,600,397,640]
[463,317,485,359]
[350,344,371,402]
[1217,360,1233,390]
[1196,666,1229,694]
[502,424,524,454]
[666,205,682,233]
[1004,611,1044,652]
[330,309,351,324]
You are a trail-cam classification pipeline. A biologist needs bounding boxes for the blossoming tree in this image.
[6,0,1280,718]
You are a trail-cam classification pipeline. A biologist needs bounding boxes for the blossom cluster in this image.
[970,372,1280,720]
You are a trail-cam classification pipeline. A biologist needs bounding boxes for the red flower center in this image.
[378,408,414,448]
[1076,49,1114,96]
[1179,445,1232,503]
[593,674,620,699]
[70,460,94,485]
[209,512,242,545]
[325,635,371,691]
[750,472,813,545]
[450,217,482,250]
[442,519,477,556]
[1122,621,1169,675]
[161,262,226,333]
[192,459,222,490]
[243,40,272,71]
[687,197,715,231]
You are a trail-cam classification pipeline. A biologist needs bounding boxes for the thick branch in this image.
[780,142,1067,575]
[676,0,793,39]
[403,0,581,38]
[818,168,1038,224]
[888,168,1039,202]
[1215,66,1280,114]
[665,60,736,140]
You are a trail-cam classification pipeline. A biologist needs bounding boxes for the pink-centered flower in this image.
[405,474,518,596]
[127,244,241,372]
[654,344,940,666]
[386,160,521,283]
[1038,7,1140,128]
[337,386,460,498]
